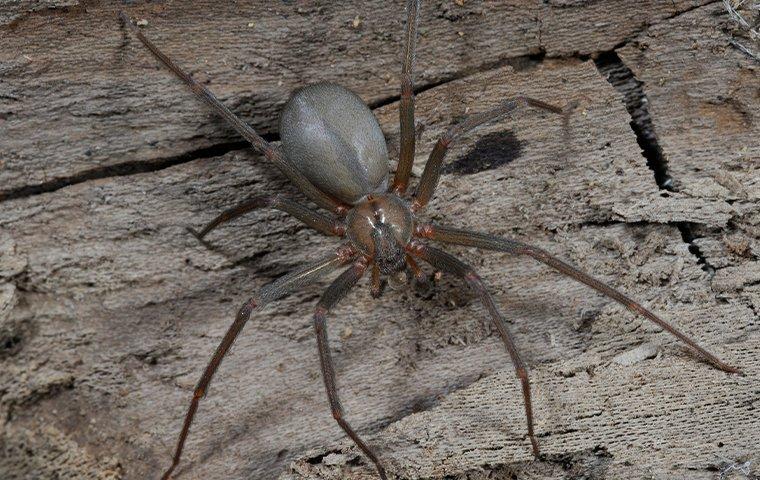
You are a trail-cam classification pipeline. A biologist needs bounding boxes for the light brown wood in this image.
[1,2,757,480]
[1,0,713,198]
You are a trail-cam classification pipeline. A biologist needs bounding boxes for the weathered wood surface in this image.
[1,2,757,480]
[1,0,713,198]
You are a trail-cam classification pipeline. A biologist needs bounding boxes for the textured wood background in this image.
[1,1,758,479]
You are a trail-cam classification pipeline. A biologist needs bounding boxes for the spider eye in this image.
[372,224,407,274]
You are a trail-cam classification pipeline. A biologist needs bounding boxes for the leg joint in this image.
[237,300,257,320]
[336,244,357,262]
[315,305,328,318]
[414,224,435,238]
[331,408,344,421]
[193,386,206,399]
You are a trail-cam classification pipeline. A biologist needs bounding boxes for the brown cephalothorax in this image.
[119,3,741,480]
[346,195,413,275]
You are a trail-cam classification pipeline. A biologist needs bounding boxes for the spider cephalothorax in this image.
[119,2,740,480]
[346,195,413,275]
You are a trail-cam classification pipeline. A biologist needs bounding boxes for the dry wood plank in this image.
[1,0,712,198]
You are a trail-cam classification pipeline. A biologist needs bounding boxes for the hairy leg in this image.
[409,242,541,455]
[118,12,347,215]
[160,246,356,480]
[415,223,741,374]
[192,195,345,240]
[391,0,421,194]
[312,259,390,479]
[412,96,568,211]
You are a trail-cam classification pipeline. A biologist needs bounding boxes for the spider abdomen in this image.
[279,83,390,205]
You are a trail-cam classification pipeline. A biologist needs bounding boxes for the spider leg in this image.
[313,258,389,479]
[118,12,347,215]
[408,242,541,456]
[370,262,383,298]
[391,0,421,194]
[192,195,345,240]
[405,254,426,283]
[160,247,356,480]
[415,223,741,374]
[412,96,569,211]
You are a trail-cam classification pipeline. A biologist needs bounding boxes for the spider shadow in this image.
[442,129,524,176]
[184,389,314,479]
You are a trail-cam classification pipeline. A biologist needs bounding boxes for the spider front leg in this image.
[411,96,570,211]
[416,223,741,374]
[119,12,348,215]
[408,242,541,456]
[313,259,390,479]
[391,0,421,194]
[191,195,345,240]
[160,247,355,480]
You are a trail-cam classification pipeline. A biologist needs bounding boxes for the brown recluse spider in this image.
[119,2,741,479]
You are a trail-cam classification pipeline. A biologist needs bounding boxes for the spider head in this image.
[345,194,413,274]
[371,223,407,274]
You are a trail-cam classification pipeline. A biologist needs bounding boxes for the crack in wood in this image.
[594,49,719,274]
[0,140,249,203]
[369,51,548,111]
[0,52,547,204]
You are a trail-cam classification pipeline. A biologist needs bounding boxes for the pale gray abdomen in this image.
[279,83,389,205]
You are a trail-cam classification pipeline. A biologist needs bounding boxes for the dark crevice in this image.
[594,51,673,190]
[678,223,717,276]
[594,51,717,274]
[0,140,250,203]
[305,448,342,465]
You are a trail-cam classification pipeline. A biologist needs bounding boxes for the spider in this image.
[119,2,740,479]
